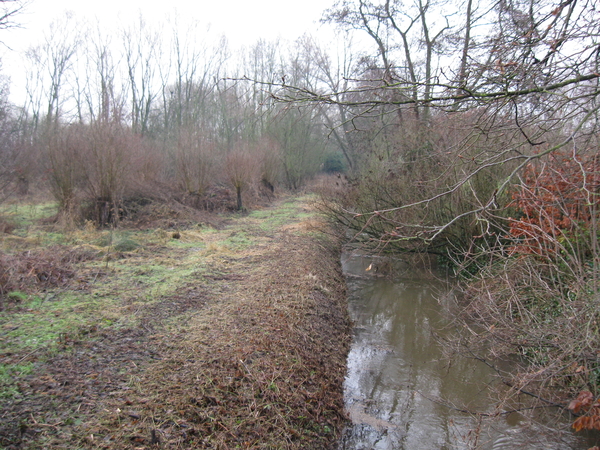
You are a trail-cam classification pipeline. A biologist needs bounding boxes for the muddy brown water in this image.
[339,251,597,450]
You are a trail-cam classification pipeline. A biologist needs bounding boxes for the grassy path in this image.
[0,195,350,449]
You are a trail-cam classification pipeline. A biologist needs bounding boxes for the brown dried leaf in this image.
[569,391,595,414]
[573,416,591,432]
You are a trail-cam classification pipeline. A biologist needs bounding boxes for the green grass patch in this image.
[0,194,317,387]
[249,196,314,232]
[0,292,118,354]
[0,202,58,231]
[6,291,28,302]
[0,362,34,399]
[220,231,253,250]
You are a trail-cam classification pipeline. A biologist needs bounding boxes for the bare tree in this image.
[267,105,326,190]
[0,0,26,36]
[290,34,360,170]
[226,143,258,211]
[322,0,455,122]
[23,14,80,129]
[0,74,17,201]
[123,15,161,136]
[267,0,600,251]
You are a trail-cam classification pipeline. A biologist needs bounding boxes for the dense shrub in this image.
[316,113,517,256]
[460,147,600,403]
[323,151,346,173]
[45,121,164,226]
[508,150,600,261]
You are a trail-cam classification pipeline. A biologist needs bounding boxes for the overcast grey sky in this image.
[13,0,333,46]
[1,0,337,104]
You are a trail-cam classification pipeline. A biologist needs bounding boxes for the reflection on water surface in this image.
[340,252,594,450]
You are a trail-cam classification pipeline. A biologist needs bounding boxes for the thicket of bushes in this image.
[1,110,330,227]
[463,149,600,403]
[315,112,519,256]
[0,16,339,226]
[315,105,600,412]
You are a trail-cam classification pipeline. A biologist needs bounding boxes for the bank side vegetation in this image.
[291,0,600,436]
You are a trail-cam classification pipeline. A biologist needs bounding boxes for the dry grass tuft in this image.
[0,246,98,302]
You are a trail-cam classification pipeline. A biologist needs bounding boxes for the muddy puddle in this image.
[339,251,596,450]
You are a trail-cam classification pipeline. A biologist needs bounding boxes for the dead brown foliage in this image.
[0,200,351,449]
[0,246,97,302]
[84,233,349,449]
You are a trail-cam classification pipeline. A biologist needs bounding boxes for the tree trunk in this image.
[236,186,243,211]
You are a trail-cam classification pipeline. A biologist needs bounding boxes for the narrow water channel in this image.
[339,251,595,450]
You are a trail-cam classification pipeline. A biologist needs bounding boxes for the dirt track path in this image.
[0,196,350,449]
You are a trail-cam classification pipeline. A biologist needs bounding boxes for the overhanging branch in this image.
[244,72,600,108]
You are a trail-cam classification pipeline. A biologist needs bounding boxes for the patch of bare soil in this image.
[0,200,351,449]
